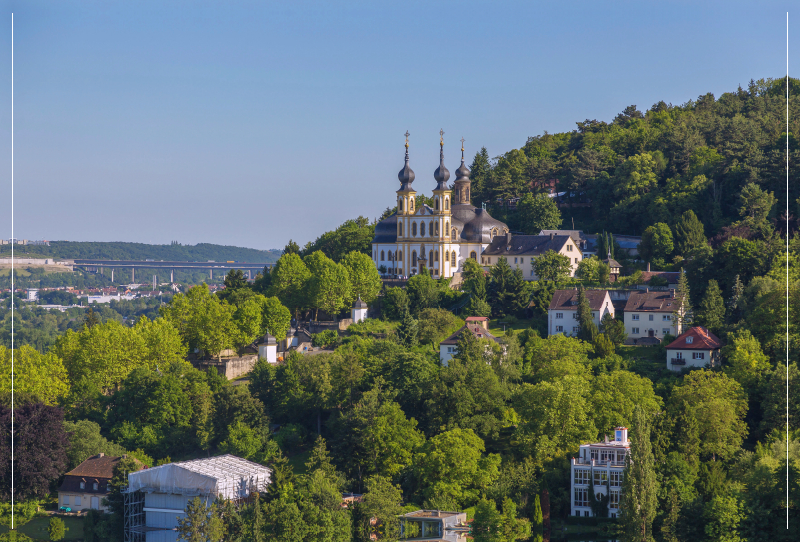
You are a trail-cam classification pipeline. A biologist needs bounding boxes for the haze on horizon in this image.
[0,0,795,251]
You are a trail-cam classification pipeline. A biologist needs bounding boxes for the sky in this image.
[0,0,797,251]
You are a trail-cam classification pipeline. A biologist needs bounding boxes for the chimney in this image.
[646,262,651,272]
[549,232,554,240]
[98,453,105,458]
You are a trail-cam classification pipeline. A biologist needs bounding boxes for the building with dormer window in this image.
[571,428,631,518]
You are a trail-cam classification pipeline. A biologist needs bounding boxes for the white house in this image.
[58,454,133,513]
[623,289,680,345]
[257,332,278,363]
[571,428,631,518]
[665,326,722,372]
[547,289,614,337]
[351,297,368,323]
[439,322,501,366]
[481,233,581,280]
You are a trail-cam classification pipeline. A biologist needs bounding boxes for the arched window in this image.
[399,199,403,211]
[412,222,417,236]
[435,197,440,210]
[410,198,414,211]
[435,222,439,235]
[445,251,449,263]
[470,251,477,260]
[420,222,426,237]
[452,228,457,239]
[381,250,385,261]
[451,251,456,266]
[491,228,498,239]
[445,197,449,210]
[445,221,450,237]
[429,251,434,267]
[434,250,439,263]
[398,250,403,260]
[412,251,417,266]
[466,188,470,201]
[398,223,403,237]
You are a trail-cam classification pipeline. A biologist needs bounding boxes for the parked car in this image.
[59,506,71,512]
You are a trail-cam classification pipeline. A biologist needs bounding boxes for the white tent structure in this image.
[124,455,271,542]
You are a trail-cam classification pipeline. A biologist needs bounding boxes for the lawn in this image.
[488,317,536,336]
[0,515,85,541]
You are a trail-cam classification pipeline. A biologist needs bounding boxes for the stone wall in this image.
[193,354,258,380]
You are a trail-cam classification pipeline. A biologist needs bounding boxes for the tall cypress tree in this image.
[620,406,659,542]
[577,286,598,342]
[695,279,725,333]
[672,269,692,334]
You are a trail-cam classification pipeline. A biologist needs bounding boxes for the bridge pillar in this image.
[171,269,174,283]
[248,270,252,280]
[111,268,114,282]
[131,267,135,282]
[210,269,213,280]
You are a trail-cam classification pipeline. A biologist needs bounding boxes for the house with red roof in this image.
[665,326,722,371]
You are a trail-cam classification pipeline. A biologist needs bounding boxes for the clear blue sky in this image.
[0,1,796,250]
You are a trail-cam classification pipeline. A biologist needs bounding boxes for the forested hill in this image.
[0,241,281,262]
[469,76,800,237]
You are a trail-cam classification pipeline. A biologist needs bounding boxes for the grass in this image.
[0,515,85,541]
[488,317,536,336]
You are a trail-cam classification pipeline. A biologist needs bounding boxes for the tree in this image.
[462,258,487,301]
[600,313,627,345]
[353,475,403,542]
[471,498,531,542]
[487,259,528,317]
[48,517,66,541]
[738,183,776,226]
[397,311,419,347]
[619,406,658,542]
[673,210,706,256]
[0,345,69,405]
[341,251,382,304]
[672,269,692,333]
[613,153,659,198]
[223,269,248,292]
[703,494,744,542]
[589,371,662,435]
[282,239,300,255]
[639,223,674,264]
[269,253,311,321]
[417,308,461,346]
[515,193,562,234]
[382,287,409,321]
[63,420,126,470]
[722,330,770,391]
[695,279,725,332]
[301,216,375,262]
[532,494,544,538]
[406,271,440,315]
[470,147,493,206]
[259,296,292,341]
[412,427,501,505]
[576,256,607,283]
[576,286,598,342]
[532,250,572,282]
[305,251,352,320]
[669,370,748,461]
[0,402,69,501]
[177,497,225,542]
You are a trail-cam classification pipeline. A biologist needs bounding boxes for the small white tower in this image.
[258,332,278,363]
[351,297,368,323]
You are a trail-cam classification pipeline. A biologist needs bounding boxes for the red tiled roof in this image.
[65,454,122,479]
[641,271,680,283]
[666,326,722,350]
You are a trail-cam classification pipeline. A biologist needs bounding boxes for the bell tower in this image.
[453,140,472,205]
[432,130,453,276]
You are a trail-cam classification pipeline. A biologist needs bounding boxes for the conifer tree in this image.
[620,407,659,542]
[673,210,707,257]
[695,279,725,332]
[672,269,692,333]
[577,286,598,342]
[532,494,544,536]
[398,310,419,347]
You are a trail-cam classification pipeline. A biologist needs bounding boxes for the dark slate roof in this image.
[482,234,571,256]
[260,332,277,345]
[548,289,611,311]
[641,271,680,283]
[372,213,398,244]
[604,257,622,268]
[440,324,500,346]
[666,326,722,350]
[353,296,367,309]
[539,230,586,244]
[624,290,677,313]
[65,454,121,479]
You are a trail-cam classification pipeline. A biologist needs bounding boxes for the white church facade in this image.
[372,132,509,278]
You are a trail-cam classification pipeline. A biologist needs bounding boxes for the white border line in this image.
[786,11,790,531]
[10,11,14,531]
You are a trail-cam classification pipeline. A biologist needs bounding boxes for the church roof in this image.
[373,213,398,244]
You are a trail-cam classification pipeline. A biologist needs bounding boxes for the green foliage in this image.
[576,287,598,342]
[471,497,531,542]
[382,287,409,320]
[341,251,382,304]
[304,251,352,320]
[312,330,339,348]
[619,407,658,542]
[406,271,440,315]
[576,256,609,283]
[177,497,226,542]
[515,192,562,234]
[48,517,67,541]
[695,279,725,332]
[0,345,69,405]
[301,216,375,262]
[269,253,312,319]
[0,500,40,527]
[397,311,419,347]
[462,258,488,300]
[160,284,239,358]
[63,419,126,470]
[417,308,462,346]
[673,210,707,256]
[599,313,627,345]
[532,250,572,282]
[722,329,770,391]
[488,259,528,317]
[639,223,674,264]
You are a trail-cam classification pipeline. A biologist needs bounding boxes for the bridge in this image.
[72,259,275,282]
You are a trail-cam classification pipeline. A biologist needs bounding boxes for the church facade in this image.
[372,133,509,278]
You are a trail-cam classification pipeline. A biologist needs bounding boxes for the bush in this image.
[311,329,339,348]
[274,423,308,453]
[48,517,67,541]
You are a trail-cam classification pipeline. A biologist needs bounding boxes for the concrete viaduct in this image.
[72,259,275,282]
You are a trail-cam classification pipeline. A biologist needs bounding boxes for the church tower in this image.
[395,132,416,274]
[432,131,453,275]
[453,143,472,205]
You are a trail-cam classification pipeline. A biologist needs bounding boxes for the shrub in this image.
[311,329,339,348]
[274,423,308,453]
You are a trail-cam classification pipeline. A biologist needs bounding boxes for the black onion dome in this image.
[455,159,470,181]
[398,143,415,191]
[434,147,450,190]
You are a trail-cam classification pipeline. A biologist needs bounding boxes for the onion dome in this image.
[434,129,450,190]
[398,131,415,191]
[352,296,368,309]
[455,139,470,181]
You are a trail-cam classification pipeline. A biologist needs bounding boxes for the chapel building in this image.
[372,132,509,278]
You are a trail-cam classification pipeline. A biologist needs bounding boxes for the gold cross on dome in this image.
[440,129,444,145]
[405,131,410,148]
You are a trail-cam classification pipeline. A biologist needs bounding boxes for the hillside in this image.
[0,241,281,263]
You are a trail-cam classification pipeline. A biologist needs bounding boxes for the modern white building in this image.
[124,454,271,542]
[623,289,680,345]
[665,326,722,371]
[481,233,582,280]
[571,428,631,518]
[547,289,614,337]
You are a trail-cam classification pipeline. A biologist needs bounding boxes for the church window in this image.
[398,250,403,260]
[452,228,457,239]
[381,251,385,261]
[420,222,426,237]
[445,198,449,210]
[466,188,470,201]
[445,221,450,237]
[398,223,403,237]
[429,251,434,267]
[470,251,477,260]
[412,222,417,236]
[412,251,417,266]
[451,251,456,266]
[399,199,403,211]
[435,222,439,235]
[435,197,439,210]
[445,251,449,263]
[435,251,439,263]
[410,198,414,211]
[491,228,498,239]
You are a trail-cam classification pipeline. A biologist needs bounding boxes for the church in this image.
[372,132,509,278]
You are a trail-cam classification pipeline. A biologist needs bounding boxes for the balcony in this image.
[572,458,626,467]
[670,358,686,366]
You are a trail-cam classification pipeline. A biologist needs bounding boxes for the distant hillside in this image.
[0,241,281,263]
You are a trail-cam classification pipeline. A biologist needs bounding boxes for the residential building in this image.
[399,510,469,541]
[665,326,722,372]
[571,428,631,518]
[464,316,489,330]
[58,453,131,512]
[640,262,680,289]
[481,233,581,280]
[548,289,614,337]
[623,289,680,345]
[439,322,501,366]
[124,454,271,542]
